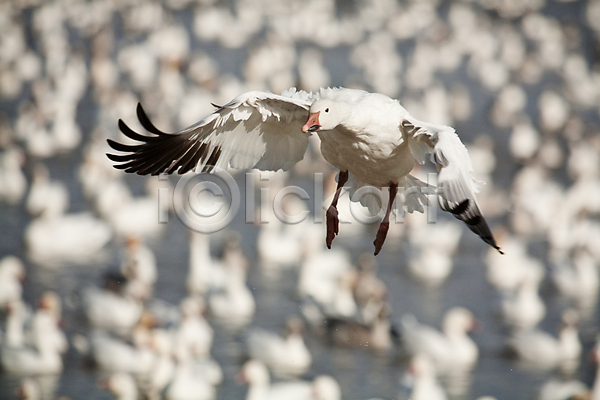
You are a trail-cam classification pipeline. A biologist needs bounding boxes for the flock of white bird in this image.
[1,0,600,399]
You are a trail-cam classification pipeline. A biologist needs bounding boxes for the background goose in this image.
[1,325,64,375]
[0,147,26,206]
[499,267,546,331]
[550,249,599,317]
[207,265,256,329]
[0,256,26,309]
[164,356,216,400]
[506,310,581,373]
[486,234,544,293]
[89,327,156,375]
[25,163,69,218]
[246,317,312,378]
[173,297,214,360]
[402,354,448,400]
[187,231,227,296]
[400,307,479,375]
[26,292,68,356]
[238,360,340,400]
[98,373,138,400]
[81,275,144,336]
[24,195,112,265]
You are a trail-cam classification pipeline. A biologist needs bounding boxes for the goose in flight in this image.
[106,87,502,255]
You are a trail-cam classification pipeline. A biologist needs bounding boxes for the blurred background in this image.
[1,0,600,399]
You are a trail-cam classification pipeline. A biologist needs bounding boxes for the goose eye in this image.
[325,108,329,113]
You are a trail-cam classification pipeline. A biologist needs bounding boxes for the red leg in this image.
[373,182,398,255]
[326,170,349,249]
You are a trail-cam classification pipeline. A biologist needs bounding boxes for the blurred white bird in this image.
[507,310,581,374]
[0,147,26,205]
[400,307,479,374]
[0,256,26,309]
[26,164,69,217]
[98,373,138,400]
[500,268,546,331]
[238,360,340,400]
[402,354,448,400]
[246,317,312,378]
[107,87,501,256]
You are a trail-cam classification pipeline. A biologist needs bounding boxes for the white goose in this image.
[26,164,69,217]
[500,267,546,331]
[0,146,26,206]
[82,282,144,336]
[3,300,30,349]
[98,373,139,400]
[26,292,68,355]
[89,328,155,375]
[24,196,112,265]
[120,236,157,296]
[507,310,581,373]
[297,237,353,307]
[486,234,544,293]
[207,267,256,329]
[550,249,599,315]
[246,317,312,378]
[402,354,448,400]
[1,323,64,375]
[0,256,26,308]
[238,360,340,400]
[400,307,479,375]
[173,297,214,360]
[107,87,501,255]
[164,355,217,400]
[187,231,227,296]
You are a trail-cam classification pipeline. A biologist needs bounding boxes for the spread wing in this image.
[106,89,314,175]
[404,117,503,253]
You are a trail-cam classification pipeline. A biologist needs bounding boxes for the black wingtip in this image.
[136,102,166,136]
[117,119,151,142]
[106,152,132,162]
[106,138,141,153]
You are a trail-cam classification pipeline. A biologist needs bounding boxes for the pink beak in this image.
[301,112,321,133]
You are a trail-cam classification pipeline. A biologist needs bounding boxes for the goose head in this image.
[302,100,348,133]
[442,307,479,336]
[312,375,341,400]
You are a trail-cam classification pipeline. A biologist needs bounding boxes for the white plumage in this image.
[400,307,479,375]
[246,317,312,378]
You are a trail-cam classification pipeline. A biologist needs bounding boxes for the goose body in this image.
[89,329,155,375]
[25,211,112,265]
[500,268,546,330]
[239,360,340,400]
[0,147,26,206]
[1,306,63,375]
[0,256,26,308]
[246,318,312,377]
[403,355,448,400]
[401,307,479,374]
[107,87,501,255]
[82,286,144,335]
[187,232,227,296]
[164,360,216,400]
[507,310,581,373]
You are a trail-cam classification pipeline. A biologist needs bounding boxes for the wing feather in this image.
[404,117,502,253]
[106,90,314,176]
